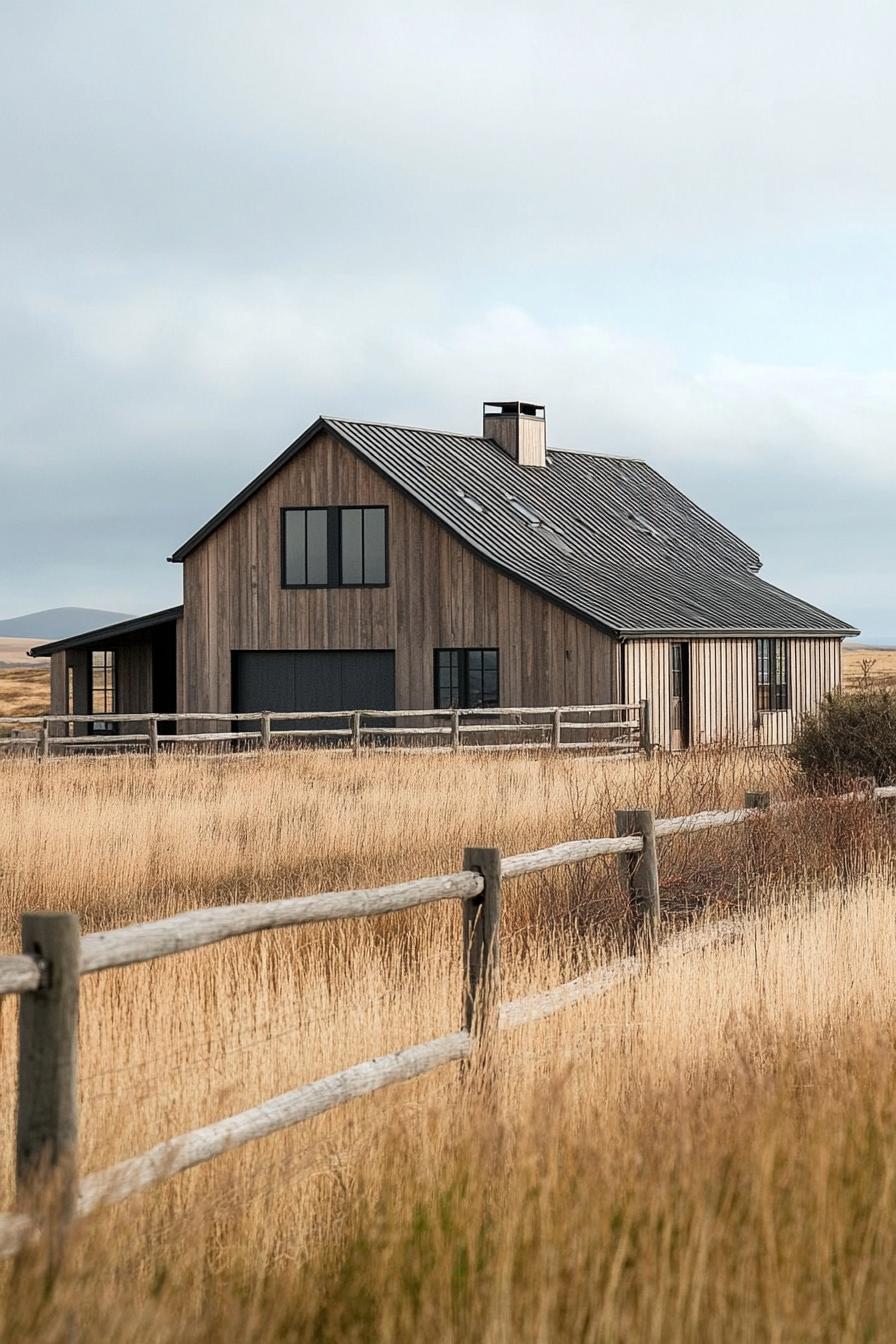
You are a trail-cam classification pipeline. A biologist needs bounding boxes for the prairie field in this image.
[0,665,49,722]
[1,749,895,1341]
[843,643,896,689]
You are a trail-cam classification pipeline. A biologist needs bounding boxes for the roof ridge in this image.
[548,446,647,465]
[324,419,651,465]
[323,415,488,442]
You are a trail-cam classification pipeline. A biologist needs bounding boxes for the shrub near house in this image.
[791,688,896,785]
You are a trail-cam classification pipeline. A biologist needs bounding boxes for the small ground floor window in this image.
[91,650,117,732]
[756,638,789,711]
[434,648,499,709]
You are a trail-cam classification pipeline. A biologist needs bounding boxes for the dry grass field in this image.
[843,643,896,689]
[0,666,50,722]
[0,748,895,1341]
[0,637,49,723]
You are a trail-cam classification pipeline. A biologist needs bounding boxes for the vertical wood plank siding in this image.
[622,640,673,750]
[48,652,68,734]
[624,636,843,750]
[180,431,620,714]
[48,642,159,721]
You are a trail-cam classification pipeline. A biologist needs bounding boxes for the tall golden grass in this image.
[0,748,894,1341]
[0,666,49,721]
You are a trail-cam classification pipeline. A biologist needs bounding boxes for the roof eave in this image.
[168,417,329,562]
[618,625,860,640]
[28,605,185,658]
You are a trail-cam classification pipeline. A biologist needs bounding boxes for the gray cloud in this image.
[2,1,894,634]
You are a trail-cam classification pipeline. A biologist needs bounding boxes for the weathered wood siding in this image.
[48,651,68,735]
[49,652,66,715]
[47,643,155,722]
[180,430,620,713]
[624,637,843,750]
[623,640,674,750]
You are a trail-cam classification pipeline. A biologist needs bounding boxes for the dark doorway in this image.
[152,625,178,733]
[670,642,691,750]
[232,650,396,733]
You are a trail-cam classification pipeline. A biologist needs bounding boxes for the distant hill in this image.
[0,607,134,640]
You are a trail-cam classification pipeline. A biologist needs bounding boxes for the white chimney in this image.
[483,401,547,468]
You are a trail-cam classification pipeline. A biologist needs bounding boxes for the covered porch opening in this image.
[34,607,183,738]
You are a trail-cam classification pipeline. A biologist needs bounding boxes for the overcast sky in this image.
[2,1,895,637]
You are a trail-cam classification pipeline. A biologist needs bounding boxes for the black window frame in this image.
[281,506,389,589]
[434,648,500,710]
[338,506,389,587]
[756,637,789,712]
[90,649,117,735]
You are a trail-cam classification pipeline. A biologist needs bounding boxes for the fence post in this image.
[615,809,659,951]
[260,713,272,751]
[638,700,653,759]
[16,912,80,1267]
[451,709,460,753]
[148,716,159,765]
[38,721,49,763]
[551,707,562,751]
[351,711,362,758]
[462,847,502,1055]
[744,790,771,810]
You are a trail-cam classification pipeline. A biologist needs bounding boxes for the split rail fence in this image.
[0,700,652,760]
[1,778,892,1263]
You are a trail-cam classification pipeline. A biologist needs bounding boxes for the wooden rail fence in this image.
[1,778,890,1262]
[0,700,652,760]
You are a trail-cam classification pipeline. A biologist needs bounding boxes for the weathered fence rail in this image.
[0,779,888,1260]
[0,700,652,761]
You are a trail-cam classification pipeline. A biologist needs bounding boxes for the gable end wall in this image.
[180,430,621,713]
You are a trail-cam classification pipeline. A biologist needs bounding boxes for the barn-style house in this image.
[32,400,857,750]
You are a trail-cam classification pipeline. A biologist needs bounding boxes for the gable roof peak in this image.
[167,408,857,639]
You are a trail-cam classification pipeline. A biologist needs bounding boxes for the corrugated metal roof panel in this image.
[323,419,856,637]
[168,414,856,637]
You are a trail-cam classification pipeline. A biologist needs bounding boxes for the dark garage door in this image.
[233,650,395,731]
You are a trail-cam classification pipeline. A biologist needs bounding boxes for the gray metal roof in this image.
[171,416,857,638]
[29,606,184,657]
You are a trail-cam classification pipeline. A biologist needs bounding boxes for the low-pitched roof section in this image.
[29,606,184,658]
[169,417,858,639]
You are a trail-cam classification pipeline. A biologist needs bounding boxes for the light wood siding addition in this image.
[625,636,843,750]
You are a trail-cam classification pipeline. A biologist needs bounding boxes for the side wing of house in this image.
[179,429,621,716]
[41,611,183,733]
[624,636,843,751]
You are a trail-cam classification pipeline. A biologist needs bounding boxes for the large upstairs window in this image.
[282,507,388,588]
[756,638,789,712]
[339,507,387,585]
[282,508,328,587]
[434,648,499,709]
